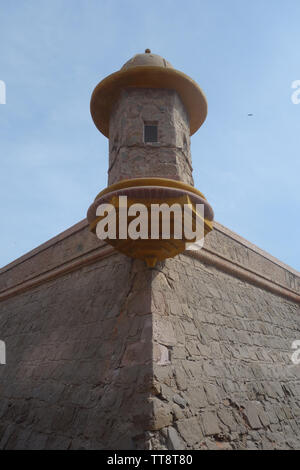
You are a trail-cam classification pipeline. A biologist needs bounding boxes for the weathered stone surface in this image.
[108,88,193,185]
[172,394,186,408]
[0,219,299,450]
[166,426,185,450]
[150,252,300,450]
[0,255,154,449]
[242,402,262,430]
[201,411,221,436]
[149,398,173,431]
[176,417,204,446]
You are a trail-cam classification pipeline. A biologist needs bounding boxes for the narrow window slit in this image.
[144,122,158,143]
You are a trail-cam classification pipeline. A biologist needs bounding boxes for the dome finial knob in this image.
[145,48,151,53]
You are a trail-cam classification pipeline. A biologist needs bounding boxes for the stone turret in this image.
[108,87,193,185]
[90,49,207,184]
[87,50,213,267]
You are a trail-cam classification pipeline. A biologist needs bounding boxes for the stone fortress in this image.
[0,50,299,450]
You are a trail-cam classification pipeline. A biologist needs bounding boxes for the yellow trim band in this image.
[94,177,206,202]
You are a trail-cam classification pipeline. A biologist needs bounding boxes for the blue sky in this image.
[0,0,299,270]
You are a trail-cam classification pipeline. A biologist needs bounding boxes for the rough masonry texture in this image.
[108,88,193,185]
[1,51,300,449]
[0,221,299,450]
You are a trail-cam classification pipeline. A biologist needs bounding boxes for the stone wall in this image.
[0,220,299,449]
[108,88,193,185]
[149,254,300,450]
[0,251,156,449]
